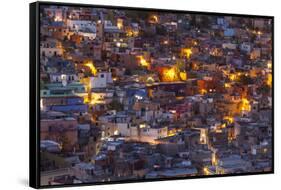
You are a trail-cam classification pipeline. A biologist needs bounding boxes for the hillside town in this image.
[39,5,273,186]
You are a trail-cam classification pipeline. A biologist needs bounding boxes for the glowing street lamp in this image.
[223,116,234,123]
[240,98,251,112]
[137,55,150,68]
[84,61,97,76]
[267,61,272,69]
[163,40,169,45]
[151,15,159,23]
[166,67,176,80]
[117,18,123,29]
[181,48,192,59]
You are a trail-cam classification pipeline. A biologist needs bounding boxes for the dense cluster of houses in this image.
[39,5,272,186]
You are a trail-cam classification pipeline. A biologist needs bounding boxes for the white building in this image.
[78,29,96,40]
[67,19,97,33]
[240,42,252,53]
[222,43,237,50]
[104,20,120,32]
[40,40,63,57]
[117,124,168,143]
[50,73,78,83]
[90,72,113,88]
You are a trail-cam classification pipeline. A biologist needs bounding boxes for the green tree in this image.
[108,92,123,111]
[257,84,271,95]
[175,60,185,72]
[238,75,254,85]
[107,99,123,111]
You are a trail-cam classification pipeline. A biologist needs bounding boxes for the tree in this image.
[126,11,150,22]
[257,84,270,95]
[124,68,132,75]
[238,75,254,85]
[106,10,115,21]
[63,35,68,41]
[174,60,185,72]
[108,92,124,111]
[156,25,167,36]
[60,133,71,153]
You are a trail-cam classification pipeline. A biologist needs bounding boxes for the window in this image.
[100,74,104,78]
